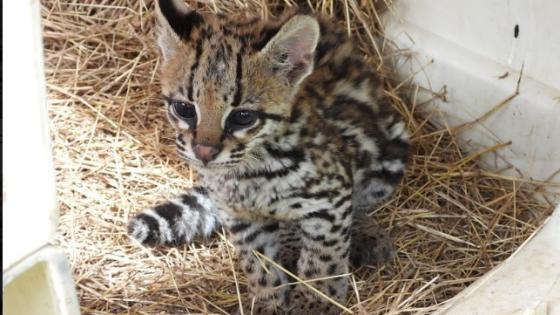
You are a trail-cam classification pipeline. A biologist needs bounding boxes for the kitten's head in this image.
[155,0,319,171]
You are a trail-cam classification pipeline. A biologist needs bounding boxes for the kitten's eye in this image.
[171,101,196,121]
[228,110,258,130]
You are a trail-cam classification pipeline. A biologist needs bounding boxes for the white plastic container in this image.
[2,1,80,314]
[2,1,558,314]
[383,0,560,191]
[383,1,560,314]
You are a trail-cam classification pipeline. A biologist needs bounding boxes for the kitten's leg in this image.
[278,222,302,274]
[348,119,408,270]
[127,186,220,245]
[288,198,354,314]
[225,217,288,314]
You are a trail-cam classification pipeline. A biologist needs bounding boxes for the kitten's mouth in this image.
[177,151,240,170]
[199,161,239,169]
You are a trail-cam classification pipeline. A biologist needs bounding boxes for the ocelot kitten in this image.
[128,0,410,313]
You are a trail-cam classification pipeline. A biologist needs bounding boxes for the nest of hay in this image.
[42,0,556,314]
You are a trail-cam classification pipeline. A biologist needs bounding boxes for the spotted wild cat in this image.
[128,0,410,313]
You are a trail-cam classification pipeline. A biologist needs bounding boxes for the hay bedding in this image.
[41,0,556,314]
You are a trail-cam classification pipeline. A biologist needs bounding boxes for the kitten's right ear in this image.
[156,0,203,61]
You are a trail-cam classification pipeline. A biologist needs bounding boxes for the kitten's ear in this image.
[155,0,203,61]
[260,15,320,86]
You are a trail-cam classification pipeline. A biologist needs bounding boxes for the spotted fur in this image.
[128,1,410,313]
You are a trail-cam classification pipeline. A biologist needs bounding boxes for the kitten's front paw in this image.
[127,213,162,245]
[232,301,283,315]
[127,190,220,246]
[350,224,395,269]
[284,290,343,315]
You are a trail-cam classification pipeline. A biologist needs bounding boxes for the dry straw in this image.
[42,0,557,314]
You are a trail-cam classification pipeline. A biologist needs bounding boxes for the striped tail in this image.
[127,186,221,245]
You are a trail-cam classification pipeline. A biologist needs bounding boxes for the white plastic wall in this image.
[383,1,560,314]
[384,0,560,193]
[3,0,58,271]
[435,205,560,315]
[2,0,80,314]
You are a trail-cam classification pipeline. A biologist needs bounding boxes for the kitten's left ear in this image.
[260,15,320,86]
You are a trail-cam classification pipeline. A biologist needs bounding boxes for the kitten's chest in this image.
[201,159,318,220]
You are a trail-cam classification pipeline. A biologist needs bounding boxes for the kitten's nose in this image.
[193,144,220,164]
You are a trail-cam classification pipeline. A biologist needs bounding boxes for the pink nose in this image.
[193,144,220,164]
